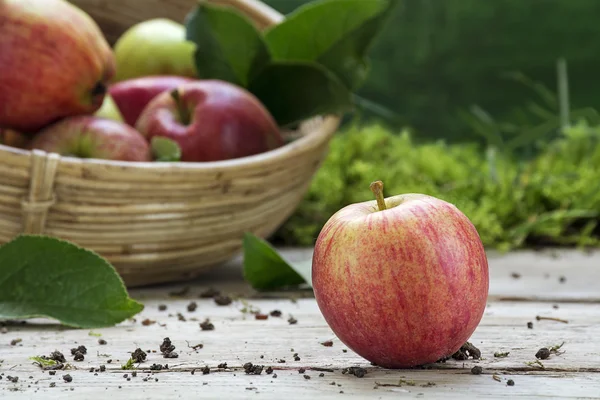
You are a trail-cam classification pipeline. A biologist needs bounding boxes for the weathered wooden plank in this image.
[1,298,598,398]
[1,369,600,399]
[132,248,600,302]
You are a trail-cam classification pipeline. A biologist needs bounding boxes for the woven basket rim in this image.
[0,115,340,171]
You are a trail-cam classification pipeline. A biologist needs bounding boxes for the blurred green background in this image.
[265,0,600,250]
[265,0,600,142]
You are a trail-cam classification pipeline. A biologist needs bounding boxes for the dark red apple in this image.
[29,116,152,162]
[135,80,284,162]
[312,181,489,369]
[108,75,194,126]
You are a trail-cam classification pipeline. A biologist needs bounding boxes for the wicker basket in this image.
[0,0,340,287]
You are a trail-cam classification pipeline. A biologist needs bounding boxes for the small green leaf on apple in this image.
[248,61,355,127]
[151,136,182,162]
[242,232,312,291]
[0,235,143,328]
[264,0,394,90]
[185,2,271,87]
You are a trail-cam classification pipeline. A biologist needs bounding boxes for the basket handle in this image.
[202,0,285,28]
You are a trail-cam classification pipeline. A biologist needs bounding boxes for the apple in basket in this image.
[112,19,197,82]
[0,0,115,133]
[311,181,489,368]
[108,76,194,127]
[135,80,285,162]
[0,128,30,149]
[28,116,152,162]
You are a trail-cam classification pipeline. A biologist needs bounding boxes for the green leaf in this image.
[248,61,354,127]
[242,232,312,291]
[185,1,271,87]
[151,137,182,162]
[0,235,144,328]
[264,0,392,89]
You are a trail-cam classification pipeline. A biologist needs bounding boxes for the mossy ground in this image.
[273,121,600,251]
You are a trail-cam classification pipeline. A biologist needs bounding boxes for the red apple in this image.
[108,76,194,127]
[135,80,284,162]
[28,116,152,162]
[312,181,489,369]
[0,0,115,133]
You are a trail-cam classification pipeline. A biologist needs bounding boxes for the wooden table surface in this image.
[1,248,599,399]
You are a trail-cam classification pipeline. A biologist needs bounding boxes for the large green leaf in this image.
[264,0,393,89]
[248,61,355,126]
[185,2,271,86]
[242,233,312,291]
[0,235,143,328]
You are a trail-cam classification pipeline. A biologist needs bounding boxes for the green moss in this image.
[273,121,600,250]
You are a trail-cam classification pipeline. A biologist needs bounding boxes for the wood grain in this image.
[1,250,599,398]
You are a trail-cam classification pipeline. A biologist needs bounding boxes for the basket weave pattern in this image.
[0,0,340,286]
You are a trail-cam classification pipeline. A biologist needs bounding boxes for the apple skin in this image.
[312,193,489,369]
[0,0,115,133]
[28,116,152,162]
[135,80,285,162]
[113,19,197,82]
[108,76,194,127]
[94,94,124,123]
[0,128,30,149]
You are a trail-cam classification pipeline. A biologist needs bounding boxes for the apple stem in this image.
[370,180,387,211]
[170,89,191,125]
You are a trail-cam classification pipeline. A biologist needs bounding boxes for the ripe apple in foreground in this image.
[29,116,152,162]
[0,0,115,132]
[136,80,284,162]
[108,76,194,126]
[312,181,489,369]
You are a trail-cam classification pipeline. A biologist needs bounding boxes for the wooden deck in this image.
[1,248,599,399]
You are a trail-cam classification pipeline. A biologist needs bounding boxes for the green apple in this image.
[113,18,198,82]
[94,94,124,122]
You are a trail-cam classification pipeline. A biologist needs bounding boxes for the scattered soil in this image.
[321,340,334,347]
[507,379,515,386]
[319,373,325,377]
[217,363,228,369]
[158,304,167,311]
[451,342,481,360]
[150,363,168,371]
[98,339,107,345]
[199,287,221,298]
[214,295,232,306]
[49,371,57,376]
[7,376,18,383]
[243,362,264,375]
[169,286,191,297]
[471,366,483,375]
[265,367,273,374]
[160,337,177,359]
[201,366,210,375]
[341,367,366,378]
[71,345,87,355]
[63,374,73,383]
[73,352,85,361]
[298,368,306,373]
[494,351,510,358]
[177,313,187,322]
[303,375,311,379]
[200,319,215,331]
[131,348,147,363]
[187,302,198,312]
[255,314,268,320]
[269,310,282,317]
[288,316,298,325]
[559,276,567,283]
[511,272,521,279]
[141,319,156,326]
[293,353,301,361]
[10,338,22,346]
[535,348,551,359]
[527,322,534,329]
[49,351,66,363]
